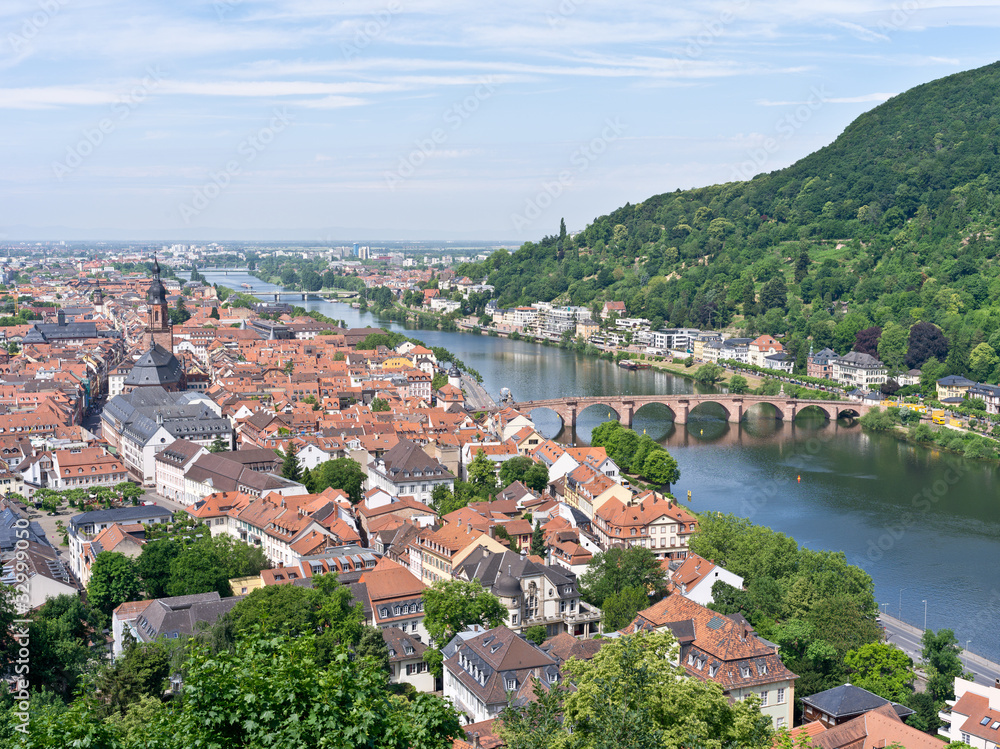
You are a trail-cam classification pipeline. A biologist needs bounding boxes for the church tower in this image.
[146,257,173,351]
[92,280,104,315]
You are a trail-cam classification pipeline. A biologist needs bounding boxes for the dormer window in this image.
[505,678,516,691]
[740,666,751,678]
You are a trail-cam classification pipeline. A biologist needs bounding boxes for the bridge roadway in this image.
[514,393,873,428]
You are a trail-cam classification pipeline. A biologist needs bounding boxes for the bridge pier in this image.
[565,403,577,430]
[621,401,634,428]
[674,400,689,425]
[728,401,743,423]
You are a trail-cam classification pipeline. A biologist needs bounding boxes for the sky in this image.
[1,1,998,242]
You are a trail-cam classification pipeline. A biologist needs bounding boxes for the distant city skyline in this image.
[1,1,997,241]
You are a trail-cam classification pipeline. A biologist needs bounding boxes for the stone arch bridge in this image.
[513,394,874,429]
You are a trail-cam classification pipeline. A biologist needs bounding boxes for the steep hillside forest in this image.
[456,61,1000,382]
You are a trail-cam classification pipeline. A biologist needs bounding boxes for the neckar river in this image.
[197,270,1000,659]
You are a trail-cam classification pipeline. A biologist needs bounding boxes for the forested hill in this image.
[457,60,1000,383]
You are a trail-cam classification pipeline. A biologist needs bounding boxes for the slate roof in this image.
[382,625,427,662]
[130,591,242,642]
[834,351,884,368]
[69,504,172,532]
[802,684,914,721]
[443,625,560,708]
[378,438,452,480]
[122,343,184,388]
[0,506,50,551]
[454,547,578,601]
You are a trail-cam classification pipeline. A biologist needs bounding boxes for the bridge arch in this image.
[633,401,677,422]
[743,401,785,421]
[579,402,621,423]
[524,405,569,434]
[688,400,732,422]
[836,406,862,419]
[795,404,834,420]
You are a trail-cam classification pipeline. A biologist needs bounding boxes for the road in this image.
[460,374,496,411]
[881,612,1000,687]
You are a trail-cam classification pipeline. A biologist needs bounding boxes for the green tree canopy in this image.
[167,535,268,598]
[843,642,916,703]
[87,551,141,616]
[314,457,367,504]
[580,546,666,608]
[467,449,499,496]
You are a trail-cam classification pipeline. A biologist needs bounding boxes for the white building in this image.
[939,677,1000,747]
[831,351,888,389]
[668,553,744,606]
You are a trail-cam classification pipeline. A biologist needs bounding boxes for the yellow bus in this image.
[932,410,946,425]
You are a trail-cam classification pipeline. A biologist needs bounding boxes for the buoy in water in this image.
[700,429,703,435]
[797,475,801,483]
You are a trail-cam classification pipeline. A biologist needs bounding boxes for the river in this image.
[192,270,1000,660]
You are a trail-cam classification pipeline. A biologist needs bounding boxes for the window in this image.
[505,678,516,691]
[759,690,768,706]
[777,688,785,704]
[961,734,971,744]
[776,718,786,729]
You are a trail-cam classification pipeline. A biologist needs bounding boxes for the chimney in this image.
[472,733,481,749]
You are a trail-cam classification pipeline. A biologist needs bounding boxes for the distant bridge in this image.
[249,291,359,302]
[514,394,873,429]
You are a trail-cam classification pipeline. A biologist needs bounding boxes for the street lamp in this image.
[966,640,972,671]
[899,588,906,620]
[923,599,928,632]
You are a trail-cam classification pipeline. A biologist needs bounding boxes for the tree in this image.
[169,296,190,325]
[878,321,908,373]
[589,420,624,453]
[759,276,788,311]
[969,342,999,382]
[314,457,367,504]
[281,441,302,482]
[208,436,230,453]
[601,585,649,632]
[612,429,640,473]
[794,247,810,283]
[178,631,462,749]
[853,326,882,357]
[641,449,680,487]
[467,449,498,496]
[356,625,391,674]
[498,677,568,749]
[524,625,548,646]
[96,641,171,716]
[370,397,390,412]
[300,465,316,493]
[498,455,535,487]
[559,632,774,749]
[922,628,966,703]
[28,594,106,698]
[135,539,181,598]
[522,462,549,492]
[167,535,268,598]
[581,546,667,608]
[843,642,915,703]
[115,481,143,504]
[530,520,546,557]
[906,321,949,369]
[422,578,506,648]
[209,306,220,320]
[693,362,724,384]
[88,551,141,616]
[728,374,750,394]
